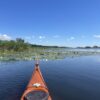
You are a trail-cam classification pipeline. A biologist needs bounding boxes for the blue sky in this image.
[0,0,100,47]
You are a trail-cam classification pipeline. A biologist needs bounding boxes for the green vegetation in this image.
[0,38,66,52]
[0,39,28,52]
[0,38,100,61]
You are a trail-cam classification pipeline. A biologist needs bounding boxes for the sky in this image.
[0,0,100,47]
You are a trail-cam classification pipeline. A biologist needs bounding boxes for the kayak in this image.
[21,63,52,100]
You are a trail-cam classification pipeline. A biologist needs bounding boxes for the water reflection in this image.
[0,56,100,100]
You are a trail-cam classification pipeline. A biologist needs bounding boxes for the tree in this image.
[85,46,91,49]
[93,45,99,48]
[16,38,24,43]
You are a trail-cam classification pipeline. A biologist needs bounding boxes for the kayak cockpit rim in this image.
[21,63,52,100]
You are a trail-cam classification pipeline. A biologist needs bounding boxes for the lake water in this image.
[0,55,100,100]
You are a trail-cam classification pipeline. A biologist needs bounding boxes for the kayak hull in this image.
[21,64,51,100]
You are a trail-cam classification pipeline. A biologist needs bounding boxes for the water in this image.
[0,56,100,100]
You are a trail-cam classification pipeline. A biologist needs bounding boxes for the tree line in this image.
[77,46,100,49]
[0,38,62,52]
[0,38,30,52]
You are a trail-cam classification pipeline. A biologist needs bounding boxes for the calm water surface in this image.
[0,56,100,100]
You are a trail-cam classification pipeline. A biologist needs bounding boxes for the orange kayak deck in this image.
[21,64,51,100]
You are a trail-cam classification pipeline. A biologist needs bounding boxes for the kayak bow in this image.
[21,63,52,100]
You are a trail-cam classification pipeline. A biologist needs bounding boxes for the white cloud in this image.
[70,37,75,40]
[0,34,11,41]
[93,35,100,38]
[39,36,46,39]
[53,35,60,38]
[67,36,75,41]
